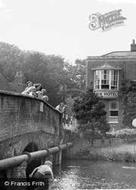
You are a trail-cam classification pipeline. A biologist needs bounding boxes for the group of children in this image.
[21,81,49,102]
[21,84,73,189]
[22,82,72,127]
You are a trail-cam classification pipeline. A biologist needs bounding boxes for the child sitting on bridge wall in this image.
[37,88,49,102]
[21,82,49,101]
[21,81,36,96]
[55,102,66,113]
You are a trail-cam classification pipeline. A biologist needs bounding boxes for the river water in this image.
[51,160,136,189]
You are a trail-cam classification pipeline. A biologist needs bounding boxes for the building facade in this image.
[86,40,136,131]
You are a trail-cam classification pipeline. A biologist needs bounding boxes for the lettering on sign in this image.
[95,91,118,98]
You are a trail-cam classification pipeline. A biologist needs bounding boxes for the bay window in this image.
[94,69,119,90]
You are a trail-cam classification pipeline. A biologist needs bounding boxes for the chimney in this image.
[131,39,136,52]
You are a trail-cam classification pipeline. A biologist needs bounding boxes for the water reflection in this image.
[51,160,136,189]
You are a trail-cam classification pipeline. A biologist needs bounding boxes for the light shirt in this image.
[55,105,65,113]
[30,165,54,180]
[22,86,36,95]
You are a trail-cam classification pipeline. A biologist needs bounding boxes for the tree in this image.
[22,51,48,82]
[73,88,110,144]
[0,42,24,81]
[57,59,86,101]
[0,41,86,107]
[22,52,71,106]
[63,59,86,91]
[74,59,86,90]
[119,80,136,128]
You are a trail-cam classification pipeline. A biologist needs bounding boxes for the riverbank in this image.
[72,146,136,162]
[68,137,136,162]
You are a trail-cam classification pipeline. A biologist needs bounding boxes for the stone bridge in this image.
[0,91,71,178]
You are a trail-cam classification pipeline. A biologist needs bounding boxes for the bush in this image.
[106,128,136,138]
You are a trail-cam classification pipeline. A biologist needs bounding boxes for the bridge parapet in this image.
[0,90,63,160]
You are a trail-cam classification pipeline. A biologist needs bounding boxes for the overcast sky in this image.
[0,0,136,63]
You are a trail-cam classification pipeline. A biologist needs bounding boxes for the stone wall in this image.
[0,91,62,159]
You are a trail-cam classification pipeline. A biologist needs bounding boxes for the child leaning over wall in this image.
[29,160,54,190]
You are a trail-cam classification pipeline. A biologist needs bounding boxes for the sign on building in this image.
[95,90,118,98]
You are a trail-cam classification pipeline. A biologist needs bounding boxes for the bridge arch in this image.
[0,91,67,178]
[0,91,62,158]
[23,142,39,153]
[23,142,40,178]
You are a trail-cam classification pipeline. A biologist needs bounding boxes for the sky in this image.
[0,0,136,63]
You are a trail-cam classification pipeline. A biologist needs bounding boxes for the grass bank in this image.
[69,138,136,162]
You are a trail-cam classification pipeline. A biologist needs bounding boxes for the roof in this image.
[91,63,121,70]
[102,51,136,57]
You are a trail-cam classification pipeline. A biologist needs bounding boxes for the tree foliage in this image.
[73,88,110,143]
[0,42,24,81]
[0,42,86,106]
[120,80,136,128]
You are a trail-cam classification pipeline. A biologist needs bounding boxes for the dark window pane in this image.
[101,85,109,89]
[111,86,116,89]
[110,111,118,116]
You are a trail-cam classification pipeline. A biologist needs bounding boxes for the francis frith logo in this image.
[89,9,126,31]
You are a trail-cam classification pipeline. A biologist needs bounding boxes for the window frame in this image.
[94,69,119,90]
[108,101,119,123]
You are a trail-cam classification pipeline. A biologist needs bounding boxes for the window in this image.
[111,70,118,89]
[109,101,119,123]
[101,70,109,89]
[94,70,101,89]
[94,69,119,90]
[110,101,118,116]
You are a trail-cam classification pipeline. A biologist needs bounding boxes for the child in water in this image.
[29,160,54,190]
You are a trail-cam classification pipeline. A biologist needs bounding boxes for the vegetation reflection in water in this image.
[51,160,136,189]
